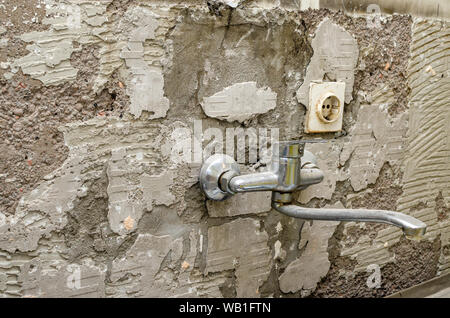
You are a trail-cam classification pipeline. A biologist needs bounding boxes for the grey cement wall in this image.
[0,0,449,298]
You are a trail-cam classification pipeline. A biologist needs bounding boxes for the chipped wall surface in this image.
[0,0,449,298]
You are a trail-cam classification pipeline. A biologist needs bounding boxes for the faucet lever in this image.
[199,140,324,200]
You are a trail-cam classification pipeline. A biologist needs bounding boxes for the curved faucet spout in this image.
[272,202,427,238]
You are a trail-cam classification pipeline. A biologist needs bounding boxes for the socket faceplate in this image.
[305,81,345,133]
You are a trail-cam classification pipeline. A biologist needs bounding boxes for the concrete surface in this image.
[0,0,449,298]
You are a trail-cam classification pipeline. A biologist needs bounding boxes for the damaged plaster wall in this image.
[0,0,449,298]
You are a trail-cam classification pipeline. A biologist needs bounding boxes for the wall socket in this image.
[304,81,345,133]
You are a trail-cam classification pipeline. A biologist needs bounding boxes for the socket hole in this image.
[317,95,341,123]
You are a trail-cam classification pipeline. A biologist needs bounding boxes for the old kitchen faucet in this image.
[199,140,427,239]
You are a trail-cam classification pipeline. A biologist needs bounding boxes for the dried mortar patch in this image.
[201,81,277,123]
[0,44,126,215]
[296,18,358,106]
[349,163,404,212]
[279,218,340,296]
[63,171,137,264]
[164,11,312,138]
[301,9,412,116]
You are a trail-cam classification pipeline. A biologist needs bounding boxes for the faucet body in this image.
[199,140,427,238]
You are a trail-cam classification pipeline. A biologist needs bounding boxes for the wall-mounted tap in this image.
[199,140,427,239]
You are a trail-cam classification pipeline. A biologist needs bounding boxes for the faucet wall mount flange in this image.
[199,154,240,201]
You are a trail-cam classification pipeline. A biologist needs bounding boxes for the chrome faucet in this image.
[199,140,427,239]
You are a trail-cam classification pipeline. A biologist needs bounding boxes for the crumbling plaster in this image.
[0,0,449,298]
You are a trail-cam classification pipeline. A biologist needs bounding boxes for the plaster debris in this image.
[341,87,408,192]
[0,62,9,70]
[8,2,172,99]
[201,82,277,123]
[120,7,169,119]
[108,231,223,297]
[206,192,271,217]
[107,147,144,235]
[339,222,395,272]
[107,234,174,295]
[11,1,113,86]
[296,19,358,106]
[20,257,107,298]
[278,203,341,295]
[109,233,174,297]
[141,171,176,208]
[127,69,170,119]
[106,135,176,235]
[205,218,271,297]
[298,141,346,204]
[424,65,436,76]
[12,37,78,85]
[299,85,407,204]
[0,155,84,252]
[0,117,176,252]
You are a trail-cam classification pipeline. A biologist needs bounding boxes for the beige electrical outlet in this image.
[304,81,346,133]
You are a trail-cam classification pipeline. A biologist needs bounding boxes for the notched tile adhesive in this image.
[0,1,448,298]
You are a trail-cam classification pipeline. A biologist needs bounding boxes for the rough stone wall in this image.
[0,0,449,298]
